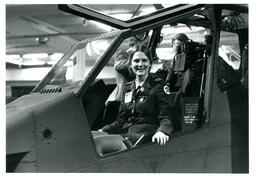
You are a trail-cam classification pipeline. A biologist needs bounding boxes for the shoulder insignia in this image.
[154,78,163,82]
[163,85,171,95]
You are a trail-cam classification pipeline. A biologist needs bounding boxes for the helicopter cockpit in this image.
[31,4,248,156]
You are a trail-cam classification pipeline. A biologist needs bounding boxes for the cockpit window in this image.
[156,23,208,61]
[33,30,123,93]
[219,8,248,70]
[80,4,179,21]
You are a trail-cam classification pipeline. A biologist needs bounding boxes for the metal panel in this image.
[6,97,35,154]
[32,93,97,172]
[205,146,232,172]
[209,82,231,127]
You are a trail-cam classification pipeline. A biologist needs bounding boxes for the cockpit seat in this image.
[93,134,127,155]
[83,79,116,130]
[101,100,121,128]
[167,59,206,133]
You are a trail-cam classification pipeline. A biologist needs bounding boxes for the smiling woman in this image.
[131,52,151,77]
[129,45,152,80]
[95,44,173,153]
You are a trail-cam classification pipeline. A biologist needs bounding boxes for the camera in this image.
[177,40,206,70]
[184,41,206,59]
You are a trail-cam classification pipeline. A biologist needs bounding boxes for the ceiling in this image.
[6,4,248,66]
[6,4,159,67]
[6,4,111,56]
[6,4,158,55]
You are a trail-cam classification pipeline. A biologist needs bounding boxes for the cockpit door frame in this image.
[58,4,206,30]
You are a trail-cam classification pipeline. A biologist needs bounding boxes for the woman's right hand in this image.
[152,131,170,146]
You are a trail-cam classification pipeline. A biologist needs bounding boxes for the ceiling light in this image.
[90,21,112,31]
[109,14,132,21]
[5,55,23,65]
[22,61,46,66]
[5,54,20,60]
[46,60,58,65]
[50,53,64,60]
[139,7,155,16]
[22,53,48,59]
[161,24,205,36]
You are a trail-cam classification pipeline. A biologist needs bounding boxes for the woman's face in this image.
[131,51,151,77]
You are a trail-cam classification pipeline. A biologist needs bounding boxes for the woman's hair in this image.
[128,44,153,65]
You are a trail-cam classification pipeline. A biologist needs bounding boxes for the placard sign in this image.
[182,97,199,132]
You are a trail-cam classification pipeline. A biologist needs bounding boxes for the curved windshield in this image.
[33,30,123,93]
[80,4,179,21]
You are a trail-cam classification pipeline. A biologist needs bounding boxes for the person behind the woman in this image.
[99,44,173,146]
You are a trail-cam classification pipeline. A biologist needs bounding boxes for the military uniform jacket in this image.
[102,75,173,138]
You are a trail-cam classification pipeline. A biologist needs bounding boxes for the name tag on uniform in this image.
[124,91,133,103]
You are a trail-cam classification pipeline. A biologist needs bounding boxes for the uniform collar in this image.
[135,80,145,89]
[128,74,155,90]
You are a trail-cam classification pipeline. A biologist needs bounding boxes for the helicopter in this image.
[6,4,248,173]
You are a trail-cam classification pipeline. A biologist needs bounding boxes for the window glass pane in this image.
[34,30,122,93]
[156,24,208,61]
[219,31,240,70]
[80,4,179,21]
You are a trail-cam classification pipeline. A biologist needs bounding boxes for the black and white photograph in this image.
[2,1,255,175]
